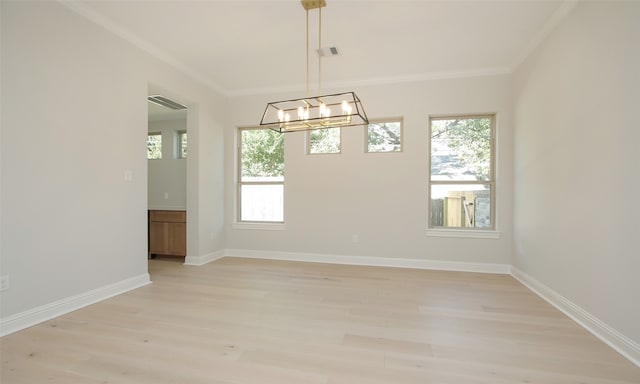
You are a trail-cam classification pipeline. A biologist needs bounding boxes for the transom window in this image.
[429,115,495,229]
[367,119,402,153]
[238,127,284,222]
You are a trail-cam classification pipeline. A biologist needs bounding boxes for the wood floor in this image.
[2,257,639,384]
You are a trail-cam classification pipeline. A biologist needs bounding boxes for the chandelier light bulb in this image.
[341,100,352,115]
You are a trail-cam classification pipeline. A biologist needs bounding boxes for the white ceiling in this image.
[68,0,569,97]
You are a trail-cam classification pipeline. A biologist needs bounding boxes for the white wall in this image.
[226,75,513,267]
[512,0,640,347]
[0,1,226,324]
[148,119,187,211]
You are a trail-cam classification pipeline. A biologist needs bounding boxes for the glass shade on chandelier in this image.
[260,91,368,133]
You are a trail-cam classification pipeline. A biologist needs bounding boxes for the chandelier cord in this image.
[306,8,309,97]
[318,5,322,95]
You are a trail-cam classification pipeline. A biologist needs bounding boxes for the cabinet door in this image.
[149,221,168,254]
[167,222,186,255]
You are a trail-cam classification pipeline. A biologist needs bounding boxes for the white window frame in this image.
[427,114,499,238]
[236,127,285,227]
[366,118,403,153]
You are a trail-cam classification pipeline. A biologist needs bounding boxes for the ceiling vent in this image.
[317,46,339,57]
[147,95,187,110]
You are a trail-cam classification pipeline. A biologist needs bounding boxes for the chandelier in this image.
[260,0,368,133]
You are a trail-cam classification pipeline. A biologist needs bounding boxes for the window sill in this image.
[426,228,500,239]
[232,222,286,231]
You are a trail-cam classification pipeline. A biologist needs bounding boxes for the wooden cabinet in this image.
[149,210,186,258]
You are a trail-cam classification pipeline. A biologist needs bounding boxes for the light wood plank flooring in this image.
[2,257,639,383]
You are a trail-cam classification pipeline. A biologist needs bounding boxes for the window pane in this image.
[178,131,187,159]
[147,133,162,159]
[241,184,284,222]
[368,121,401,152]
[430,184,491,228]
[239,127,285,223]
[431,118,491,181]
[241,129,284,180]
[309,127,340,154]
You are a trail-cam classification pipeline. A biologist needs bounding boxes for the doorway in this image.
[147,95,188,265]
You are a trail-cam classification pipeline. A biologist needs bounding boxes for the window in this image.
[147,132,162,159]
[238,127,284,222]
[429,115,495,230]
[177,130,187,159]
[367,119,402,152]
[308,127,340,154]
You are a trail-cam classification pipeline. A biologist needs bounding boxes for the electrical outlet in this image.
[0,276,9,292]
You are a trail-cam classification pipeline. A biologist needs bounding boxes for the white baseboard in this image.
[0,273,150,337]
[511,267,640,368]
[184,250,225,266]
[224,249,511,274]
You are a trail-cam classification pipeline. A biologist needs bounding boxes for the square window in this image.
[367,120,402,152]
